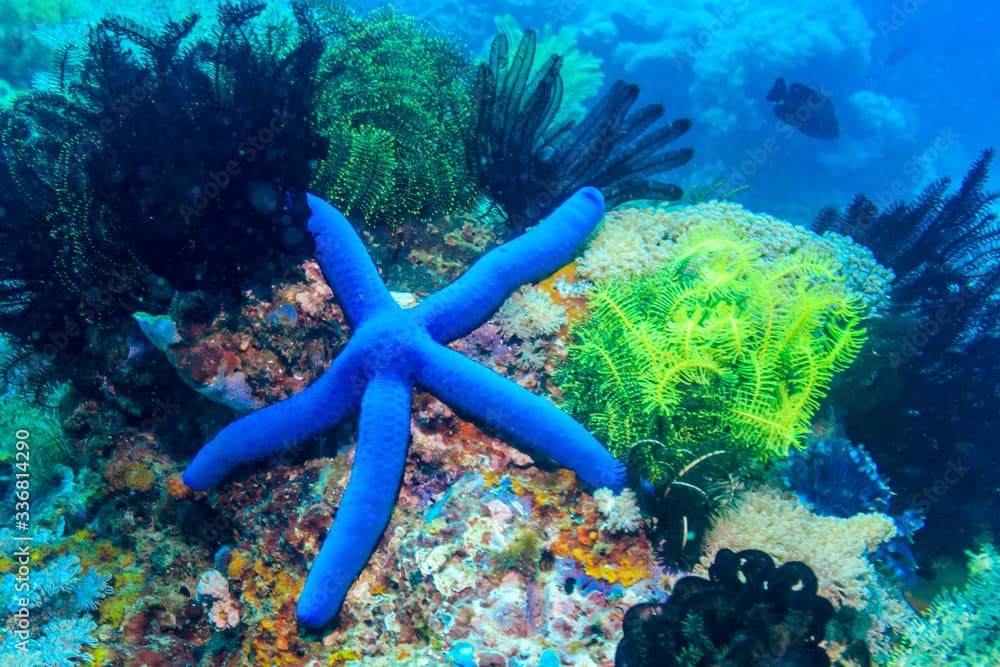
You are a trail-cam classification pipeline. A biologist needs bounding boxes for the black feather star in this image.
[815,149,1000,562]
[814,148,1000,352]
[470,30,693,234]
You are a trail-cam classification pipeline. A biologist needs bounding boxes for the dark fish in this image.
[766,77,839,139]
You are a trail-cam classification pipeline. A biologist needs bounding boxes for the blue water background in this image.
[357,0,999,225]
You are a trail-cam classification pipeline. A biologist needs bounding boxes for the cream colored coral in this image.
[576,208,675,281]
[593,487,643,534]
[696,487,897,609]
[576,202,894,315]
[496,286,568,340]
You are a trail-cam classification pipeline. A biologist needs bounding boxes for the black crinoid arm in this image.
[813,149,1000,561]
[813,148,1000,369]
[469,30,693,235]
[0,1,329,396]
[0,1,329,349]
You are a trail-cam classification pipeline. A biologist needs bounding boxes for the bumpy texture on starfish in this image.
[183,187,626,628]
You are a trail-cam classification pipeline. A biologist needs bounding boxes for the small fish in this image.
[766,77,840,139]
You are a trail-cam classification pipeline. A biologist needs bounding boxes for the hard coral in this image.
[102,433,170,494]
[577,201,894,314]
[195,570,240,631]
[698,488,896,610]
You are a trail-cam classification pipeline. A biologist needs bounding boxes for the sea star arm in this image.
[417,187,605,342]
[306,192,396,326]
[413,338,626,492]
[296,369,413,628]
[183,347,367,490]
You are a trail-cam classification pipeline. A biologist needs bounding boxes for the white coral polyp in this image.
[594,487,643,534]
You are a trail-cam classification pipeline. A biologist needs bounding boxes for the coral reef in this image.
[0,386,72,491]
[132,259,347,413]
[697,487,915,660]
[698,488,896,609]
[0,552,112,665]
[584,0,872,137]
[183,189,626,628]
[491,15,603,126]
[576,201,894,314]
[783,434,891,517]
[496,286,569,340]
[593,488,643,534]
[0,0,79,93]
[172,388,666,664]
[195,569,240,630]
[781,434,924,589]
[0,2,973,665]
[0,2,327,384]
[889,544,1000,666]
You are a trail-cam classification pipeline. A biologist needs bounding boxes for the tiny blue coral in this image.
[184,187,626,628]
[0,553,109,665]
[782,434,891,517]
[28,618,99,667]
[3,554,80,613]
[782,434,925,588]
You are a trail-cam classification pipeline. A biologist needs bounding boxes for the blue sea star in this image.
[183,187,626,628]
